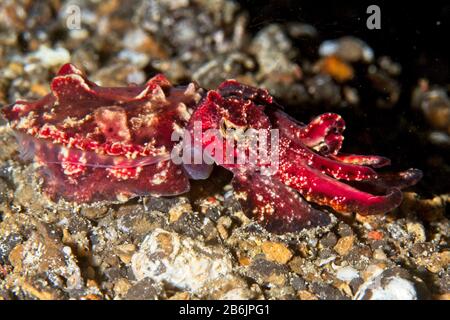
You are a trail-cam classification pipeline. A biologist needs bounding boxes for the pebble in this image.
[8,226,83,292]
[401,192,446,222]
[355,268,427,300]
[248,257,290,287]
[131,229,248,296]
[30,45,71,68]
[319,232,338,248]
[435,293,450,300]
[0,233,22,264]
[117,50,150,69]
[261,241,293,264]
[425,251,450,273]
[311,282,349,300]
[336,266,360,282]
[372,248,388,261]
[80,205,109,220]
[412,82,450,132]
[297,290,318,300]
[406,221,427,243]
[319,36,374,63]
[114,243,136,264]
[114,278,132,297]
[125,278,162,300]
[168,201,192,223]
[337,222,354,237]
[318,56,354,82]
[333,235,355,256]
[306,74,341,106]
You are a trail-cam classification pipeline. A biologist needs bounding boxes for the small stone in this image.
[343,86,360,105]
[368,66,401,108]
[337,222,354,237]
[355,268,428,300]
[306,74,341,106]
[8,244,24,269]
[266,273,287,286]
[336,281,353,297]
[170,212,204,239]
[0,233,22,264]
[30,45,71,68]
[290,275,307,291]
[297,290,318,300]
[336,266,359,282]
[169,292,191,300]
[288,256,305,275]
[8,226,83,292]
[410,242,433,258]
[238,255,251,266]
[216,216,232,240]
[248,258,290,287]
[401,193,445,222]
[311,282,349,300]
[349,277,364,294]
[81,294,102,300]
[373,249,388,261]
[81,206,109,220]
[319,36,374,63]
[361,264,387,281]
[117,205,166,240]
[319,232,338,248]
[86,279,100,289]
[435,293,450,300]
[406,221,427,243]
[345,246,373,270]
[123,28,167,58]
[334,236,355,256]
[125,278,162,300]
[426,251,450,273]
[367,230,384,241]
[387,222,409,240]
[115,243,136,264]
[356,214,384,229]
[261,241,293,264]
[131,229,236,294]
[20,281,59,300]
[296,242,312,258]
[317,248,337,266]
[413,86,450,131]
[318,56,354,82]
[203,276,257,299]
[5,62,24,79]
[168,202,192,223]
[378,56,402,76]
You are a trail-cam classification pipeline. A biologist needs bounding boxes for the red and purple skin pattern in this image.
[1,64,422,234]
[2,64,203,202]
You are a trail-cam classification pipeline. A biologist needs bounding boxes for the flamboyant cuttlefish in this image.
[1,64,422,233]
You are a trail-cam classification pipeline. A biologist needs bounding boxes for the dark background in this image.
[240,1,449,84]
[239,1,450,196]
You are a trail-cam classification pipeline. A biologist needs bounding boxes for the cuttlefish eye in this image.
[317,144,330,154]
[219,118,249,141]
